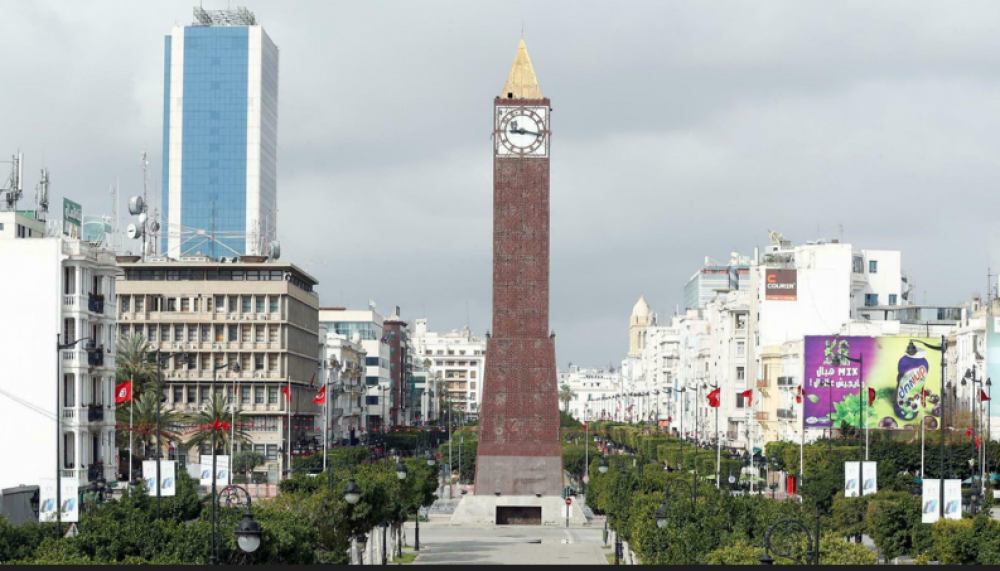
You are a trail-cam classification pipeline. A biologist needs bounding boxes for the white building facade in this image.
[0,217,119,491]
[410,319,486,419]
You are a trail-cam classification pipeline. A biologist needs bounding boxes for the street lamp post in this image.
[831,349,865,543]
[909,337,947,522]
[344,470,363,564]
[214,485,263,565]
[759,506,821,565]
[153,350,191,520]
[961,368,990,511]
[56,334,95,536]
[210,361,242,565]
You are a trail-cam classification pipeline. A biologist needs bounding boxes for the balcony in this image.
[88,350,105,367]
[87,465,103,482]
[777,376,796,387]
[755,411,770,421]
[755,379,769,389]
[777,408,796,420]
[88,295,105,314]
[87,406,105,422]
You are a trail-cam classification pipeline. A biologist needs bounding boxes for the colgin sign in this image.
[765,269,797,301]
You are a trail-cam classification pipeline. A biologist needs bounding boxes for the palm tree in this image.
[559,384,577,413]
[184,392,251,454]
[116,334,156,390]
[115,390,186,462]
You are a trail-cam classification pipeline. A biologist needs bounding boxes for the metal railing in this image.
[777,408,796,420]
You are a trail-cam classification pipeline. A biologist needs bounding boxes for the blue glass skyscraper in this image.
[162,6,278,257]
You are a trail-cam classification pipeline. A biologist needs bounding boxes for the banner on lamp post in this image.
[199,455,229,487]
[142,460,176,497]
[39,478,80,523]
[944,479,962,520]
[845,461,877,497]
[922,479,941,523]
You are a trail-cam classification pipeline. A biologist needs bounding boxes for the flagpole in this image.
[715,392,721,490]
[287,375,292,480]
[231,377,237,485]
[921,388,926,481]
[129,378,134,482]
[323,362,329,473]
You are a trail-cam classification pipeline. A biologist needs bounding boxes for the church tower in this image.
[473,39,564,497]
[629,295,651,358]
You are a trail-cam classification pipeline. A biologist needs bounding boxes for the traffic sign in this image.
[565,498,572,506]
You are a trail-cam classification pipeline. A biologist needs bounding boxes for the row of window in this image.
[863,294,898,307]
[125,268,285,282]
[120,294,280,314]
[119,323,281,344]
[433,360,481,367]
[424,349,484,356]
[170,384,284,405]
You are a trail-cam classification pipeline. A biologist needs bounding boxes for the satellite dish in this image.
[268,241,281,260]
[126,223,142,240]
[149,220,160,233]
[128,196,145,215]
[138,212,148,226]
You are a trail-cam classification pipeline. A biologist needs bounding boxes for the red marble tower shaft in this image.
[474,95,564,497]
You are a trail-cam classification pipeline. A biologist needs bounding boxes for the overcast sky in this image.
[4,1,1000,367]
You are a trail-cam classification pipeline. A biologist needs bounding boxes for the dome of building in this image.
[632,295,650,319]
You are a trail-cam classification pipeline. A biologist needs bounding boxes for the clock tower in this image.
[474,39,564,497]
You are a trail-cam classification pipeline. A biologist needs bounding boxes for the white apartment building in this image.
[558,365,622,423]
[319,328,367,445]
[0,212,119,491]
[410,319,486,419]
[318,307,391,431]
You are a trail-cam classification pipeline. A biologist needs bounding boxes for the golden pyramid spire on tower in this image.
[501,38,542,99]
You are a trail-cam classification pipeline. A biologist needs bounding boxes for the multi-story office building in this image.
[162,6,279,258]
[410,319,486,419]
[318,307,391,431]
[683,253,752,310]
[0,212,119,491]
[115,257,319,481]
[382,310,412,426]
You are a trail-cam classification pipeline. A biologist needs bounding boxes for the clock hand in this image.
[510,128,543,137]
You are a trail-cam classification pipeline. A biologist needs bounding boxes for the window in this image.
[269,297,279,313]
[187,326,197,342]
[869,260,878,273]
[853,256,864,274]
[865,294,879,307]
[736,392,747,409]
[229,325,238,342]
[242,297,251,313]
[215,295,226,313]
[737,342,745,356]
[255,354,264,370]
[736,314,747,330]
[180,298,190,312]
[266,444,278,461]
[241,324,251,342]
[205,296,212,312]
[193,298,200,312]
[228,295,238,313]
[167,298,177,312]
[255,326,265,343]
[148,326,157,342]
[201,325,211,342]
[121,296,130,312]
[255,387,264,404]
[173,387,183,403]
[241,387,251,404]
[889,294,898,306]
[269,325,279,343]
[366,376,379,386]
[215,325,224,342]
[737,367,746,381]
[63,374,76,407]
[187,388,196,404]
[470,371,477,379]
[174,325,183,342]
[161,324,170,342]
[268,387,278,404]
[366,357,380,367]
[268,354,278,371]
[135,296,145,312]
[200,387,209,403]
[255,296,264,313]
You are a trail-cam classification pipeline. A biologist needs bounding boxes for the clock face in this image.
[496,106,549,157]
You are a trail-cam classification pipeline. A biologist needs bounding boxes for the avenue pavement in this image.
[402,515,609,566]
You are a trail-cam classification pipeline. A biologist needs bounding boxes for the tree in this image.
[115,334,156,389]
[184,393,251,454]
[558,384,576,413]
[115,390,186,465]
[233,450,267,483]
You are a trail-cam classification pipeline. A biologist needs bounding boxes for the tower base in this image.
[450,495,587,526]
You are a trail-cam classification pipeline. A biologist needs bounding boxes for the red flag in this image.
[975,437,982,450]
[796,386,803,404]
[280,385,291,402]
[114,380,133,404]
[309,372,316,388]
[741,389,753,407]
[313,385,327,404]
[981,390,991,402]
[707,388,721,408]
[965,427,974,437]
[868,387,876,407]
[211,419,231,431]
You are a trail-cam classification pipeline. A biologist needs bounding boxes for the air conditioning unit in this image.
[172,343,179,349]
[189,344,197,349]
[254,373,263,379]
[257,314,267,320]
[212,344,221,349]
[243,315,252,320]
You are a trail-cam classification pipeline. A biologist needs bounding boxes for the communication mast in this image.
[1,152,24,211]
[34,167,50,221]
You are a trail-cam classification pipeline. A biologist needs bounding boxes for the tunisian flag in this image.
[707,388,722,408]
[280,385,291,402]
[981,390,991,402]
[312,385,327,405]
[114,380,133,404]
[740,389,753,407]
[868,387,877,407]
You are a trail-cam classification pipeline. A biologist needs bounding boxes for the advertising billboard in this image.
[62,198,81,239]
[803,336,942,431]
[765,269,797,301]
[987,318,1000,421]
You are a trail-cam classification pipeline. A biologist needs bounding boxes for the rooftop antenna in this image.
[34,167,49,221]
[1,151,23,211]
